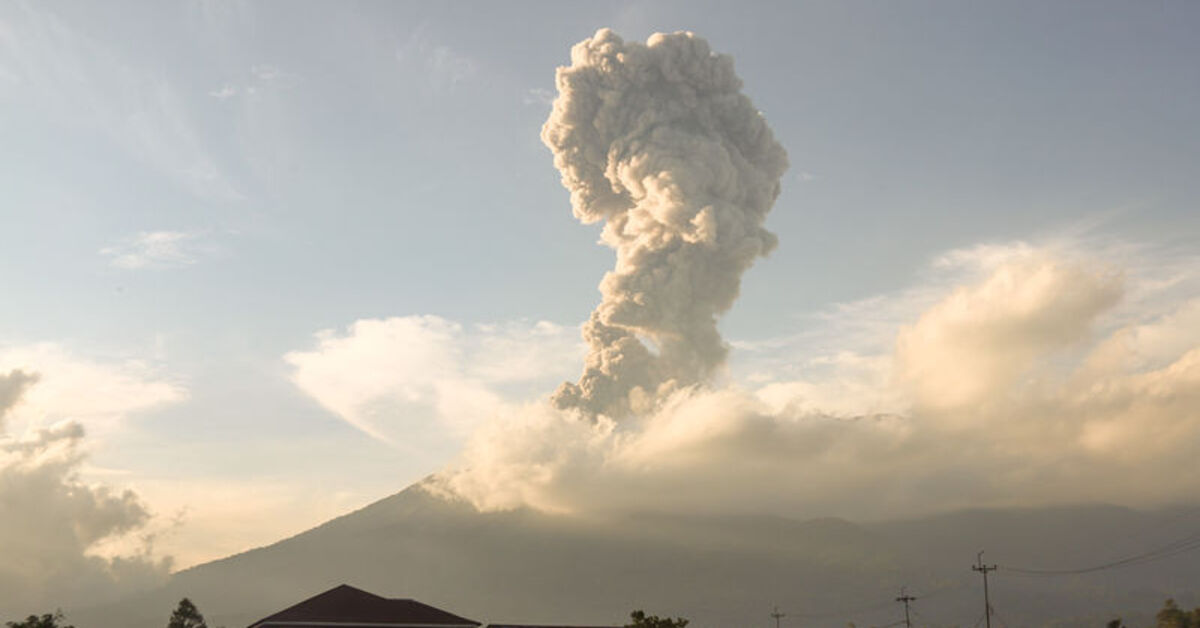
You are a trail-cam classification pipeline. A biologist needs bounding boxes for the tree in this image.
[1156,599,1200,628]
[5,611,74,628]
[626,610,689,628]
[167,598,208,628]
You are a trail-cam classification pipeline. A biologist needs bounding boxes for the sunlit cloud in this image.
[100,230,220,271]
[285,316,582,449]
[427,239,1200,520]
[0,343,186,438]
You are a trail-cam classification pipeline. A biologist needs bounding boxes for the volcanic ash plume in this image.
[543,29,788,418]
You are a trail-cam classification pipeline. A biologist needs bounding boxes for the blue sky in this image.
[2,0,1199,580]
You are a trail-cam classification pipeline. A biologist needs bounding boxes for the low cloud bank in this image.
[426,244,1200,519]
[0,360,180,615]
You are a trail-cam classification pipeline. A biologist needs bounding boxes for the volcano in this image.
[72,481,1200,628]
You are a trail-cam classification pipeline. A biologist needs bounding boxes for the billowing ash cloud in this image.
[543,29,788,418]
[431,244,1200,518]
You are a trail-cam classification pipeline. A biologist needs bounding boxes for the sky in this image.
[1,0,1199,613]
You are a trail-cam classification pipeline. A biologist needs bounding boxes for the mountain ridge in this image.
[71,482,1200,628]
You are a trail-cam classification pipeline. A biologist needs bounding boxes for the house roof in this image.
[248,584,481,628]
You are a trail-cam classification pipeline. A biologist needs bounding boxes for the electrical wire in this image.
[757,523,1200,625]
[999,529,1200,576]
[909,604,942,628]
[788,585,951,621]
[789,598,895,620]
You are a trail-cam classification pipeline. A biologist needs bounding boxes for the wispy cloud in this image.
[207,63,300,102]
[208,83,237,100]
[0,2,242,201]
[523,87,554,106]
[395,23,477,92]
[100,230,219,270]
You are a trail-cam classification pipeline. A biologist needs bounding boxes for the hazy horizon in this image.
[2,1,1199,623]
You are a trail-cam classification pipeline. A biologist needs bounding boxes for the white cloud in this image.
[207,63,300,103]
[395,23,477,92]
[208,84,237,100]
[522,87,554,106]
[0,343,186,438]
[249,63,301,89]
[896,252,1122,412]
[100,230,219,271]
[285,316,582,450]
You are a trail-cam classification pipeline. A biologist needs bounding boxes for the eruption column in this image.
[543,29,788,418]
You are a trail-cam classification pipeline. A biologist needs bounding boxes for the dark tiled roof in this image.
[248,584,481,627]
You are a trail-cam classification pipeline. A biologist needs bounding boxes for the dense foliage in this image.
[1155,599,1200,628]
[167,598,208,628]
[5,612,73,628]
[626,609,689,628]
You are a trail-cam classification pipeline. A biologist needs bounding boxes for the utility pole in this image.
[771,606,785,628]
[972,551,997,628]
[895,587,916,628]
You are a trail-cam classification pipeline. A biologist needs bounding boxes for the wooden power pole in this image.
[895,588,916,628]
[771,606,785,628]
[973,551,997,628]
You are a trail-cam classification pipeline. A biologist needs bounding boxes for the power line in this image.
[785,585,951,623]
[908,604,941,628]
[788,598,895,620]
[1000,529,1200,576]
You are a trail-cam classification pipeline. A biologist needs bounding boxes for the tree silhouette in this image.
[1156,599,1200,628]
[625,610,688,628]
[5,611,74,628]
[167,598,208,628]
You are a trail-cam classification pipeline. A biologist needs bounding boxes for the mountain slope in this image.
[72,483,1200,628]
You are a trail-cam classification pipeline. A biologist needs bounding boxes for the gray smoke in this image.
[0,369,171,615]
[0,370,38,429]
[543,29,788,418]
